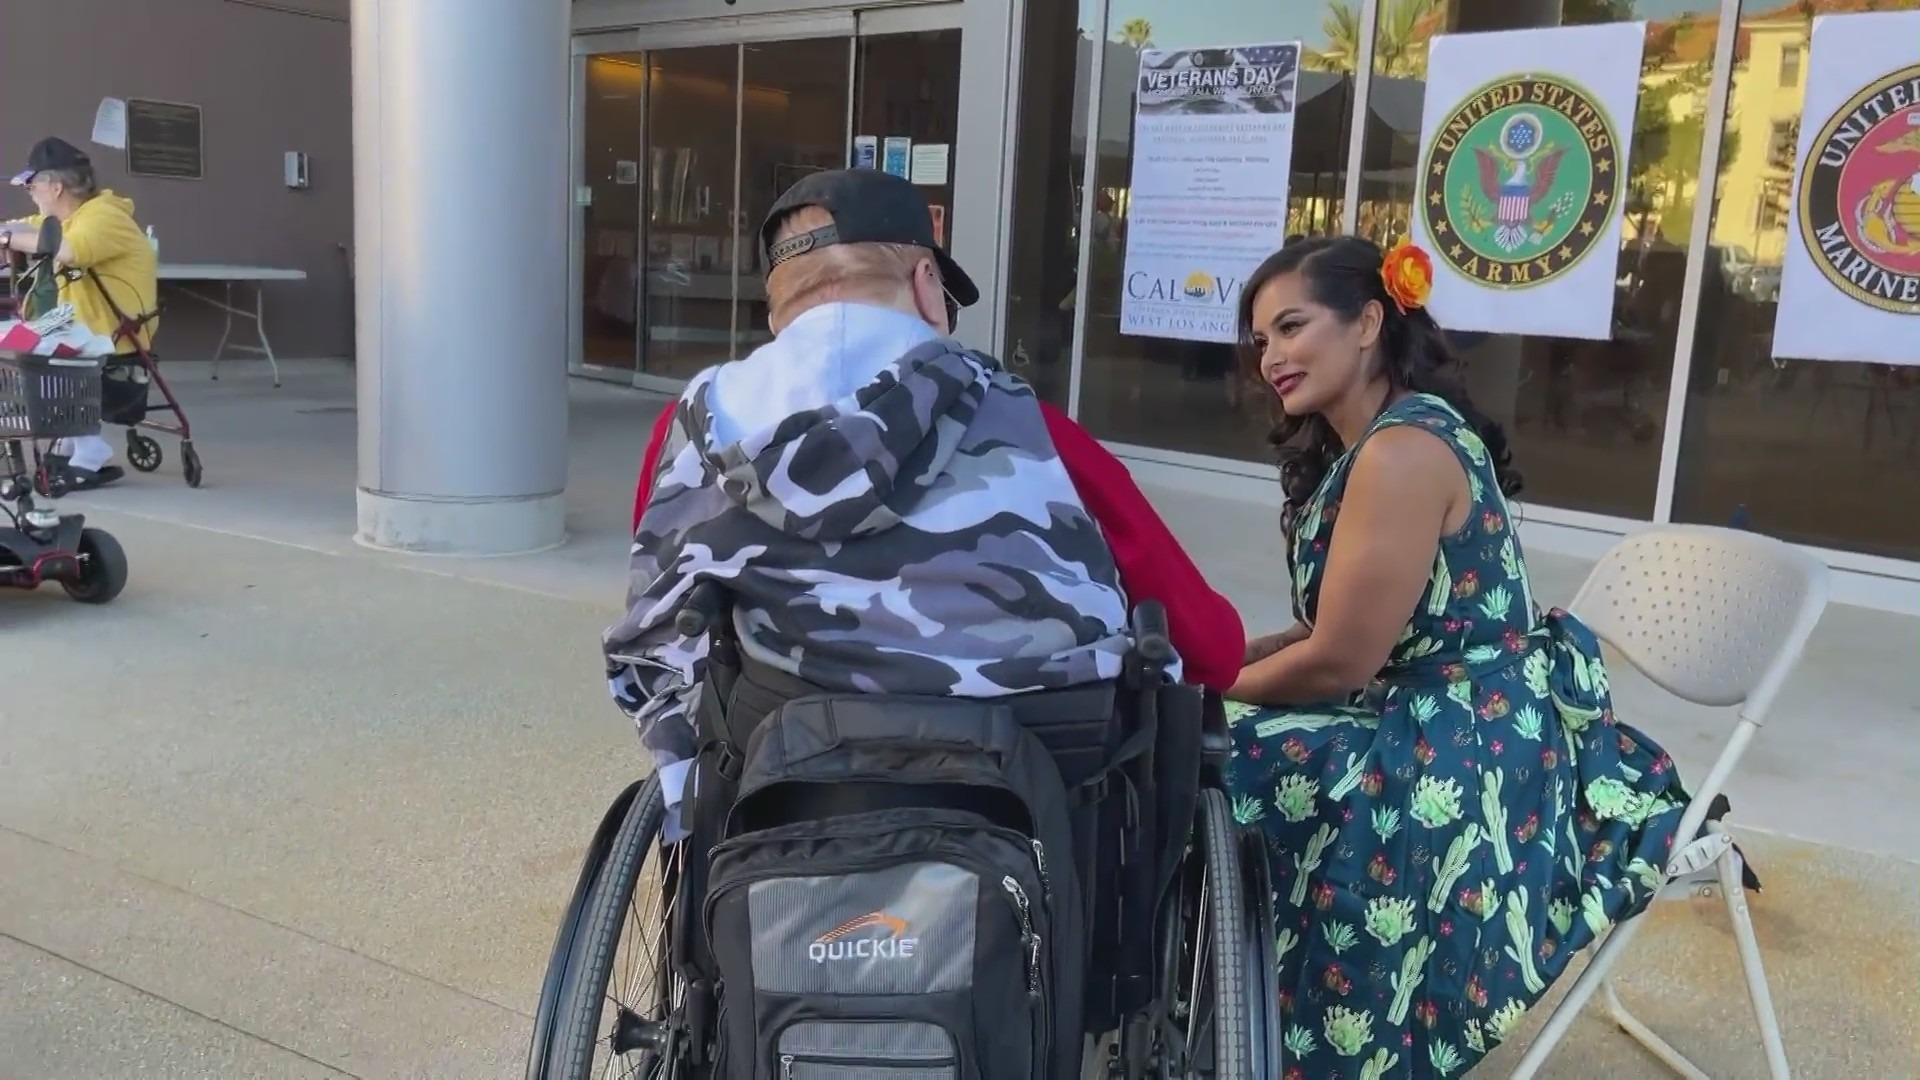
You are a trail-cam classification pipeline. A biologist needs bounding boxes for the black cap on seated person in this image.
[10,137,90,186]
[759,168,979,308]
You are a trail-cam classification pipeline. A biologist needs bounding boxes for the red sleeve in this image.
[632,404,679,534]
[1040,402,1246,692]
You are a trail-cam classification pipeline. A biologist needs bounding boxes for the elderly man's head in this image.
[12,137,98,220]
[758,169,979,337]
[765,205,951,334]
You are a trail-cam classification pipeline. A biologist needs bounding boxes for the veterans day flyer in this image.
[1118,42,1301,344]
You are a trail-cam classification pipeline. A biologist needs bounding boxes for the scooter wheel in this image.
[62,527,129,604]
[182,441,203,489]
[127,431,163,472]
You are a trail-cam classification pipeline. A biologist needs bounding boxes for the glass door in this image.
[735,37,856,351]
[577,53,646,377]
[571,6,963,388]
[638,46,746,384]
[853,14,964,256]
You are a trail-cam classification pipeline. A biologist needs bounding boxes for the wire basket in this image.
[0,350,104,440]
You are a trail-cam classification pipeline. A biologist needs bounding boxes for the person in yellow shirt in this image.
[2,137,160,488]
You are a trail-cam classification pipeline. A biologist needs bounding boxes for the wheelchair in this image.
[526,583,1280,1079]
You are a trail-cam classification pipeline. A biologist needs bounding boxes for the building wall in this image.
[0,0,353,360]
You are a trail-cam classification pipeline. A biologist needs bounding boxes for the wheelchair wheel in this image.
[1134,787,1275,1080]
[530,775,687,1080]
[1239,816,1284,1076]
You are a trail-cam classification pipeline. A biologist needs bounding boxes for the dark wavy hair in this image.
[1237,235,1522,521]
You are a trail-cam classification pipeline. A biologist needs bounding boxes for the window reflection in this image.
[1355,0,1720,519]
[738,38,853,358]
[999,2,1096,406]
[1076,0,1359,459]
[641,46,743,381]
[580,55,646,372]
[1673,0,1920,561]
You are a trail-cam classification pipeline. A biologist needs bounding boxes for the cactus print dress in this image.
[1227,394,1690,1079]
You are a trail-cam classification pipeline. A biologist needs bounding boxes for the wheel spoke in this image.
[590,822,683,1079]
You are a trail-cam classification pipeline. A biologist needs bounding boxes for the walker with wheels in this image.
[96,291,200,489]
[3,220,203,489]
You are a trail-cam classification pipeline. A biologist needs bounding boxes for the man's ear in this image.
[913,258,950,334]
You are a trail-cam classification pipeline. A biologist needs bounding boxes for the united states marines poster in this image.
[1773,11,1920,366]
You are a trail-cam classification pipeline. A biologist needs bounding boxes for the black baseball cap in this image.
[760,169,979,307]
[10,136,90,186]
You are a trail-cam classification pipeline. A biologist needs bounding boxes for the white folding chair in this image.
[1510,524,1828,1080]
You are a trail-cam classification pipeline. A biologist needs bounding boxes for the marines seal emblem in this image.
[1421,73,1622,289]
[1798,63,1920,315]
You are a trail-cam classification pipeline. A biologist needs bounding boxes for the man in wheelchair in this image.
[607,168,1244,841]
[570,170,1275,1079]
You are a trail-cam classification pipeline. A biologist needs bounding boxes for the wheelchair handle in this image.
[675,579,729,638]
[1131,600,1173,664]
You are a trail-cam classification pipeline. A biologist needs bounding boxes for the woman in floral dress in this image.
[1225,236,1690,1078]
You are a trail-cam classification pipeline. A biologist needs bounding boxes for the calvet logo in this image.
[1125,270,1243,304]
[1421,74,1622,289]
[1798,64,1920,315]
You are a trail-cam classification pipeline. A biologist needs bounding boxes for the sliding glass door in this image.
[571,5,964,388]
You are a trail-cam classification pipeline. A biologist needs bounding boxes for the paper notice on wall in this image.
[91,98,128,150]
[853,135,878,169]
[882,137,912,179]
[910,143,950,186]
[1772,12,1920,365]
[1118,42,1302,343]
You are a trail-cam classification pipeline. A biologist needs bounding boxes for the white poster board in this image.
[1118,42,1300,344]
[1410,23,1645,341]
[1772,13,1920,366]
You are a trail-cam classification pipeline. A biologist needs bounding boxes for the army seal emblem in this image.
[1421,73,1622,289]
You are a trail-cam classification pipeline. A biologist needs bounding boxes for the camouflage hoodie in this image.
[606,303,1133,818]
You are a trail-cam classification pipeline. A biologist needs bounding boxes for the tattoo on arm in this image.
[1244,631,1293,665]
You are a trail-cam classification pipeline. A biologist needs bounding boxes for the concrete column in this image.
[350,0,571,555]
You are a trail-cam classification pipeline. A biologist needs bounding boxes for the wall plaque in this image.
[126,99,204,180]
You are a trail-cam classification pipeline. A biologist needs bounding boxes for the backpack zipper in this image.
[779,1051,957,1078]
[1002,874,1052,1071]
[1002,876,1041,999]
[1029,838,1052,901]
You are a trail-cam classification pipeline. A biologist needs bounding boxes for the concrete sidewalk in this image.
[4,360,1914,1078]
[53,359,1920,860]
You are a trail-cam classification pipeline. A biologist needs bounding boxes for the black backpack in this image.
[701,691,1086,1080]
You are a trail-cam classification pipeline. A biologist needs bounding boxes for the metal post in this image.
[1066,0,1111,422]
[1340,0,1384,235]
[1651,0,1745,523]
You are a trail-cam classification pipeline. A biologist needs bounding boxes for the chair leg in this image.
[1603,982,1711,1080]
[1522,840,1792,1080]
[1720,844,1792,1080]
[1508,913,1652,1079]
